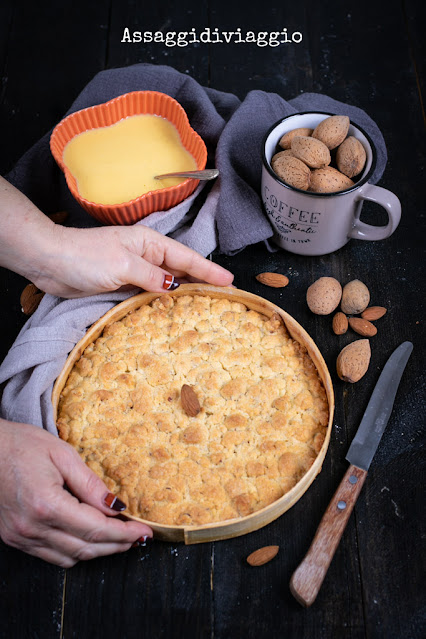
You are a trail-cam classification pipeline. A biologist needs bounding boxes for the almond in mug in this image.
[279,127,313,149]
[312,115,350,149]
[336,136,367,178]
[271,153,311,191]
[262,112,401,255]
[291,136,331,169]
[309,167,354,193]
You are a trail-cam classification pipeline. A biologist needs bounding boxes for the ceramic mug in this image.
[261,112,401,256]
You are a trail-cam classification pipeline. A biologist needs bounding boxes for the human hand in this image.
[0,419,153,567]
[0,176,234,298]
[32,224,234,298]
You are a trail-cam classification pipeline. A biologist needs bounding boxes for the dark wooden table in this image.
[0,1,424,637]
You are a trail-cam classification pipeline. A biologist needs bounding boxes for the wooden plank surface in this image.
[403,0,425,123]
[207,4,311,99]
[0,543,65,639]
[61,544,213,638]
[0,0,110,174]
[0,0,425,637]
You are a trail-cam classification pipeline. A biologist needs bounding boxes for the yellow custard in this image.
[63,114,197,205]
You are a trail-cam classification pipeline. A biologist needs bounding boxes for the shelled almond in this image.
[348,317,377,337]
[181,384,201,417]
[332,312,348,335]
[47,210,69,224]
[20,283,45,315]
[246,545,279,566]
[256,272,289,288]
[361,306,387,321]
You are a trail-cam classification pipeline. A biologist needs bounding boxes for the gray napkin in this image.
[6,63,387,256]
[0,290,138,433]
[1,63,388,431]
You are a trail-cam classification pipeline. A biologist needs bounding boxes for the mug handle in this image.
[348,184,401,241]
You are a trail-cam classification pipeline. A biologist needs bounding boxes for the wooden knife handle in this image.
[290,464,368,607]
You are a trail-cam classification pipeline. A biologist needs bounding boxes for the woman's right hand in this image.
[0,419,153,567]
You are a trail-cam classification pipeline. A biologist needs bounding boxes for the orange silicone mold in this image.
[50,91,207,225]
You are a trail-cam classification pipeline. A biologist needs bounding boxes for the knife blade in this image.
[290,341,413,607]
[345,341,413,470]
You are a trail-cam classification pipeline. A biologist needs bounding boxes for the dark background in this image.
[0,1,425,638]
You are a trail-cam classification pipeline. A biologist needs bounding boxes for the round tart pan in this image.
[52,284,334,544]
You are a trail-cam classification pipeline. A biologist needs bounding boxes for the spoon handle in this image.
[154,169,219,180]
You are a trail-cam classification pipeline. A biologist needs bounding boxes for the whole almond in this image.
[341,280,370,314]
[291,136,331,169]
[348,317,377,337]
[336,136,367,178]
[312,115,350,150]
[181,384,201,417]
[309,166,354,193]
[272,149,295,161]
[306,277,342,315]
[271,154,311,191]
[332,312,348,335]
[247,545,279,566]
[20,283,45,315]
[256,272,289,288]
[48,210,69,224]
[336,339,371,383]
[279,127,313,150]
[361,306,387,321]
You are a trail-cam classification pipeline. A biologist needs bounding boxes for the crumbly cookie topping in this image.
[57,295,328,526]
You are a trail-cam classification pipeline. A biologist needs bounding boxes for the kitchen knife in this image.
[290,341,413,607]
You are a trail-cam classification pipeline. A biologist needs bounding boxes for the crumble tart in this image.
[57,294,329,526]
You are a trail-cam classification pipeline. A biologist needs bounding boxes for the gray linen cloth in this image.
[0,63,388,432]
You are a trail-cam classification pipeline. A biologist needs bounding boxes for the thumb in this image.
[125,254,180,292]
[53,442,130,516]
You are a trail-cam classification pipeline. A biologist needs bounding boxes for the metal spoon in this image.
[154,168,219,180]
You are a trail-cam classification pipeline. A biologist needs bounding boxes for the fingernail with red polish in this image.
[131,535,151,548]
[103,492,127,512]
[162,274,180,291]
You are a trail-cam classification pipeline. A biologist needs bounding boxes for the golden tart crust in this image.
[57,294,328,526]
